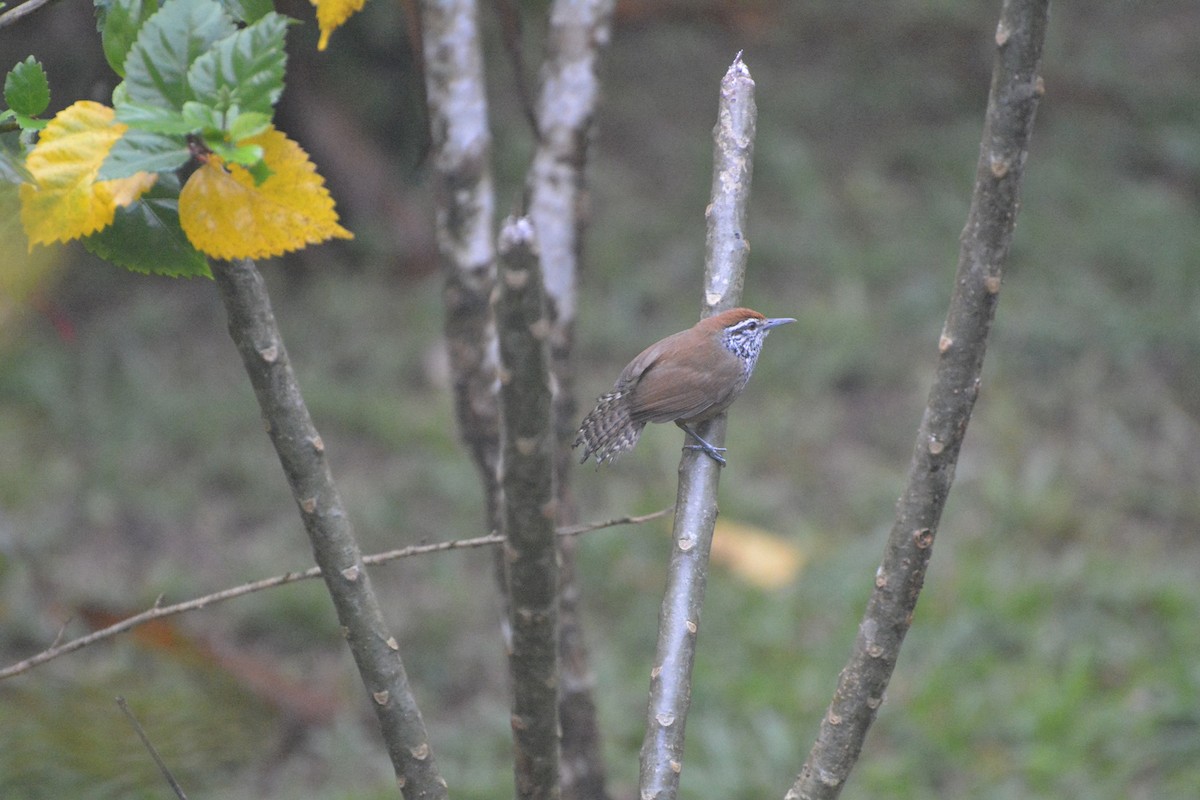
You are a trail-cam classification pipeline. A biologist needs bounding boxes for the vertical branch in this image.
[418,0,519,676]
[787,2,1050,798]
[638,54,757,800]
[211,259,446,800]
[496,217,560,800]
[525,1,616,797]
[419,0,502,535]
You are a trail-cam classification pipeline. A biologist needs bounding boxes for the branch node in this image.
[989,153,1011,178]
[913,528,935,549]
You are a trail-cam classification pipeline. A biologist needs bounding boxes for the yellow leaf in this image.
[19,100,156,247]
[711,520,807,590]
[179,127,353,260]
[311,0,367,51]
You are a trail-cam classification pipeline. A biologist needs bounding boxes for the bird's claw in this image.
[683,443,727,466]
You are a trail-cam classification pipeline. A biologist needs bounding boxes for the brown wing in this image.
[622,330,748,424]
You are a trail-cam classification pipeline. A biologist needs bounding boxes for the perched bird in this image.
[574,308,795,466]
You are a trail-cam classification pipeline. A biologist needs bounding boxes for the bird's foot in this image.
[678,422,727,466]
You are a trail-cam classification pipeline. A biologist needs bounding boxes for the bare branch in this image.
[419,0,503,535]
[787,2,1050,797]
[639,53,757,800]
[496,216,561,799]
[210,259,445,800]
[0,507,672,678]
[0,0,59,31]
[525,2,617,797]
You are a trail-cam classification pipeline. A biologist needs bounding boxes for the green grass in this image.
[3,1,1200,798]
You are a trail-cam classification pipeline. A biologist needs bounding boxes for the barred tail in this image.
[573,391,645,464]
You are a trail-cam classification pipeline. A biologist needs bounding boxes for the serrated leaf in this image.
[180,101,223,133]
[226,110,270,142]
[18,100,157,246]
[123,0,235,111]
[179,125,352,260]
[5,56,51,117]
[97,0,159,77]
[82,173,210,277]
[115,101,193,134]
[98,127,190,180]
[312,0,366,51]
[223,0,274,24]
[188,12,288,117]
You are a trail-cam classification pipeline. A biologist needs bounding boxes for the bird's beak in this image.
[763,317,797,330]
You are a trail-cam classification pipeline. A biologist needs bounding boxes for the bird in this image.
[574,307,795,466]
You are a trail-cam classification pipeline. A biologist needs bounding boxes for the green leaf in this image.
[97,0,159,77]
[4,56,51,117]
[181,100,223,133]
[242,157,272,186]
[13,113,48,132]
[187,12,288,117]
[208,139,262,166]
[123,0,234,111]
[98,128,191,180]
[115,101,193,134]
[222,0,274,25]
[82,173,210,277]
[226,110,270,142]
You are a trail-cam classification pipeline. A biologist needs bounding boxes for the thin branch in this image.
[786,2,1050,798]
[638,53,757,800]
[0,0,58,31]
[496,216,560,799]
[116,696,189,800]
[210,259,445,800]
[0,509,672,681]
[525,1,617,797]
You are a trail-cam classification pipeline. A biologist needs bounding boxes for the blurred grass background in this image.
[2,1,1200,798]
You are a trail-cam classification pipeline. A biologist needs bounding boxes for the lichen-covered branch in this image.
[525,2,616,797]
[638,54,756,800]
[496,217,560,800]
[787,2,1050,798]
[210,259,446,800]
[419,0,502,533]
